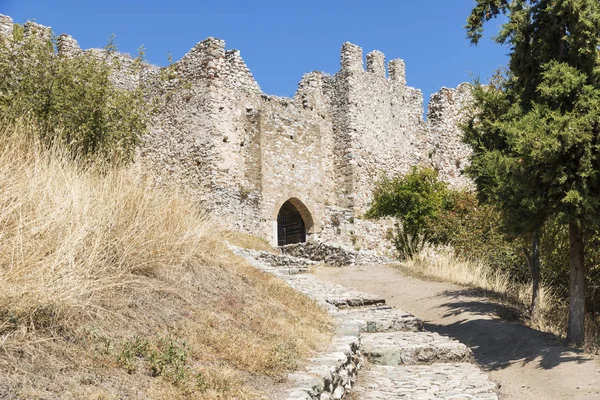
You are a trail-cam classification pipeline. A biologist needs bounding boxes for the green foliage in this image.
[117,336,188,385]
[12,23,24,41]
[367,168,529,274]
[465,0,600,343]
[541,220,600,306]
[117,336,150,374]
[464,0,600,230]
[366,167,449,258]
[0,23,149,162]
[434,191,530,281]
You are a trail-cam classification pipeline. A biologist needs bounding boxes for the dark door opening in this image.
[277,200,306,246]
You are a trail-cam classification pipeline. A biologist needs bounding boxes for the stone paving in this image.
[237,248,386,309]
[231,246,498,400]
[353,364,499,400]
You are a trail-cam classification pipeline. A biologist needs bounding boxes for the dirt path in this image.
[314,264,600,400]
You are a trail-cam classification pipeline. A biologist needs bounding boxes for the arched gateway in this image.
[276,198,313,246]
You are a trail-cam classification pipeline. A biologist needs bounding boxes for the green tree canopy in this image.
[464,0,600,344]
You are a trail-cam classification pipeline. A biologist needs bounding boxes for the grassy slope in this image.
[0,121,332,399]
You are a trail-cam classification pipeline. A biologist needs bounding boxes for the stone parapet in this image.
[341,42,364,73]
[388,58,406,85]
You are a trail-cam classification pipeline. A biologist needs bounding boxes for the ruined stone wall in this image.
[426,83,474,189]
[138,38,265,234]
[139,38,338,241]
[0,14,14,38]
[0,12,475,253]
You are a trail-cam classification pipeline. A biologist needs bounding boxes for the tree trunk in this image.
[530,229,541,318]
[567,222,586,346]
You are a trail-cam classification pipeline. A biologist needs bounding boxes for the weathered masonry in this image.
[139,38,473,252]
[0,14,473,253]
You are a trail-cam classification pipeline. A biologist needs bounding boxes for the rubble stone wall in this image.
[0,13,474,253]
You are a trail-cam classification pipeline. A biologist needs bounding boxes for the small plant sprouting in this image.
[116,336,188,385]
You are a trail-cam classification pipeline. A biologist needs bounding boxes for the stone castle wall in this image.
[0,14,474,254]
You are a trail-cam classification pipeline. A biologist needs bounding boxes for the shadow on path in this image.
[424,288,590,371]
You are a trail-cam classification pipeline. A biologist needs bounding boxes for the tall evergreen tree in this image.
[464,0,600,345]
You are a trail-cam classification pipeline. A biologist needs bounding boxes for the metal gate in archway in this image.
[277,200,306,246]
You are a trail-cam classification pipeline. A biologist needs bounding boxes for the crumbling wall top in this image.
[388,59,406,85]
[57,34,81,57]
[427,83,472,123]
[224,48,261,93]
[366,50,385,77]
[341,42,364,73]
[0,14,13,38]
[23,21,51,41]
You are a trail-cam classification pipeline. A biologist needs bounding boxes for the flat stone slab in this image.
[283,274,386,307]
[361,332,472,365]
[337,306,423,333]
[234,246,385,309]
[352,363,498,399]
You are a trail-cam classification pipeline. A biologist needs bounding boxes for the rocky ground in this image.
[233,247,499,399]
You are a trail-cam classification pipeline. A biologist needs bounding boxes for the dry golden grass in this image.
[226,231,277,253]
[397,246,566,338]
[0,119,333,399]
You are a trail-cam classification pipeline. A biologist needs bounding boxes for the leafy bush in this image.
[366,167,449,258]
[0,23,148,162]
[367,167,529,277]
[433,190,530,283]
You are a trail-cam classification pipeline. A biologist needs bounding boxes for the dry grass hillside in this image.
[0,120,332,399]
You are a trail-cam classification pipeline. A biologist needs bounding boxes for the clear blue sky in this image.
[0,0,508,108]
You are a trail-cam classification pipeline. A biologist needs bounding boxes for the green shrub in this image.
[0,23,149,162]
[117,336,188,385]
[366,167,449,258]
[433,190,529,282]
[367,167,529,277]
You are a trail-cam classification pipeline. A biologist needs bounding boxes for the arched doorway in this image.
[277,200,308,246]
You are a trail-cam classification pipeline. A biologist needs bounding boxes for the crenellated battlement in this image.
[341,42,364,73]
[388,59,406,85]
[339,42,406,86]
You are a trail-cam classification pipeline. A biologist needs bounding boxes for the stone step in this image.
[281,274,386,308]
[361,332,472,366]
[277,266,311,275]
[352,363,498,399]
[326,294,386,308]
[286,320,361,400]
[337,306,423,333]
